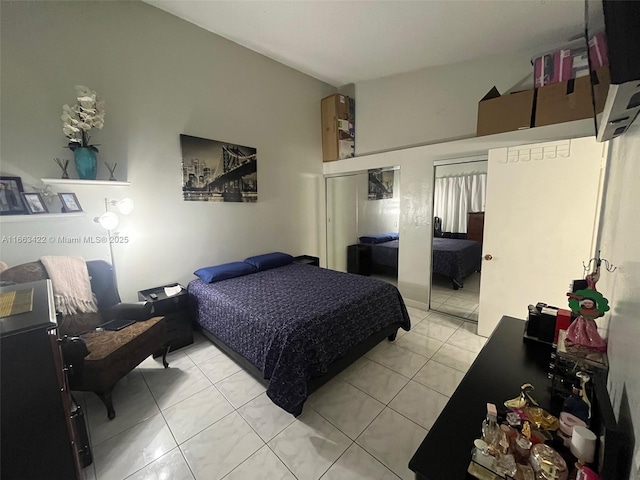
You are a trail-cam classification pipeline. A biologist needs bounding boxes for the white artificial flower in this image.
[75,85,92,97]
[63,125,80,135]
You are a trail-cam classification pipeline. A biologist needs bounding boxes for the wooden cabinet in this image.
[0,280,84,480]
[321,93,355,162]
[467,212,485,242]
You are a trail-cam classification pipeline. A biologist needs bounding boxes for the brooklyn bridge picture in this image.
[368,168,394,200]
[180,134,257,203]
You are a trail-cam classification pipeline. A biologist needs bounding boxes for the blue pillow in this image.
[194,262,257,283]
[386,232,399,240]
[244,252,294,271]
[359,234,393,244]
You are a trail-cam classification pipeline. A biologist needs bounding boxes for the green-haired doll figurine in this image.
[566,258,609,352]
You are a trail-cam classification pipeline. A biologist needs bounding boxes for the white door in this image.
[477,137,606,337]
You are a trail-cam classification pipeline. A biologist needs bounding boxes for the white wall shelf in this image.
[41,178,131,186]
[0,212,87,223]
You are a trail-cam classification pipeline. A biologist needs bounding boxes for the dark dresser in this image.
[0,280,84,480]
[467,212,485,243]
[409,316,628,479]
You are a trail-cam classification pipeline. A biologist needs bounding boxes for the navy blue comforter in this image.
[188,263,410,415]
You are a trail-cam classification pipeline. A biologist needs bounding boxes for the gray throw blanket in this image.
[41,256,98,315]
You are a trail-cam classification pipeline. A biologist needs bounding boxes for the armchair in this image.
[0,260,168,419]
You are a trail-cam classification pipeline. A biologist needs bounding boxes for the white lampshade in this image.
[570,426,597,464]
[110,197,134,215]
[95,212,119,230]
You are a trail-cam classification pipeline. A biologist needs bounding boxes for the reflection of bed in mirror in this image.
[432,237,482,290]
[369,239,398,275]
[357,233,399,276]
[357,233,482,290]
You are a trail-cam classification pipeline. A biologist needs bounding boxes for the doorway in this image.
[430,158,487,321]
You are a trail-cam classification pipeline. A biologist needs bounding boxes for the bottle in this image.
[481,403,500,448]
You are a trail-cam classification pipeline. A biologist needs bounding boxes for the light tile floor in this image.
[79,307,487,480]
[431,271,481,322]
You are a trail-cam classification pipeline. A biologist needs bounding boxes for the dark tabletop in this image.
[409,316,555,479]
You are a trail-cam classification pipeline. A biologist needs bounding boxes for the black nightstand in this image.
[138,284,193,356]
[294,255,320,267]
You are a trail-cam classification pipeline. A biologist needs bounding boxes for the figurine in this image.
[566,255,610,352]
[505,383,539,409]
[563,373,591,423]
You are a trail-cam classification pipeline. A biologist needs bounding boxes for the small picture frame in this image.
[0,176,28,215]
[21,192,49,214]
[58,192,83,213]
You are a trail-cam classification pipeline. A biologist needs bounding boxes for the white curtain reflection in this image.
[433,173,486,233]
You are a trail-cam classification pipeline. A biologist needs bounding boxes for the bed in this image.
[432,237,482,289]
[188,262,410,416]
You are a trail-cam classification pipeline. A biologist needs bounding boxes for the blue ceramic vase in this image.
[74,147,97,180]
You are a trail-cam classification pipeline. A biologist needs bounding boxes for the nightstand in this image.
[294,255,320,267]
[138,284,193,356]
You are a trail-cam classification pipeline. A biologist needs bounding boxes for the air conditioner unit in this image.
[588,0,640,142]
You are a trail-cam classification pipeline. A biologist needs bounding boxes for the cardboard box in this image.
[589,31,609,70]
[535,67,610,127]
[321,94,354,162]
[533,44,588,87]
[476,86,535,136]
[534,52,561,88]
[338,139,354,159]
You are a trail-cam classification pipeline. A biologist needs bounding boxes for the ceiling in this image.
[145,0,586,87]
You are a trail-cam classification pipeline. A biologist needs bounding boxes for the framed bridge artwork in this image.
[368,168,394,200]
[180,134,257,203]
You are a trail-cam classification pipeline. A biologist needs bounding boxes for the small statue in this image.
[104,161,118,181]
[54,157,70,179]
[563,372,591,423]
[505,383,539,409]
[566,256,610,352]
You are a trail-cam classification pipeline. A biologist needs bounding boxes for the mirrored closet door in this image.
[430,159,487,321]
[326,167,400,287]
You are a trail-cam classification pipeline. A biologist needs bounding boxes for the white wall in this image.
[355,50,538,155]
[0,1,334,300]
[435,161,487,178]
[596,124,640,476]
